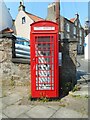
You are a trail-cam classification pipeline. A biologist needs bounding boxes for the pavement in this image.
[1,55,89,119]
[1,90,88,118]
[69,55,89,97]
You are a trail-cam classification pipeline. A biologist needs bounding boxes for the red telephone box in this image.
[30,21,59,98]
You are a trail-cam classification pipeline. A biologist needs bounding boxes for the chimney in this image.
[75,13,79,19]
[46,2,56,21]
[55,0,60,32]
[18,0,25,12]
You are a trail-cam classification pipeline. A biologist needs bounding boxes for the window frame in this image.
[75,21,77,26]
[79,38,82,45]
[79,30,82,37]
[73,26,76,35]
[22,17,26,24]
[66,23,70,32]
[66,33,70,39]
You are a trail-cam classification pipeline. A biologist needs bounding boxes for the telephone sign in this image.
[30,21,59,98]
[34,27,55,30]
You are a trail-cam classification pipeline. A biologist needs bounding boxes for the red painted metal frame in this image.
[30,21,59,98]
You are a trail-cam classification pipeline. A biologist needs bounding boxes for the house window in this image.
[80,38,82,45]
[66,23,70,32]
[74,27,76,34]
[75,21,77,26]
[74,36,76,38]
[80,30,82,37]
[66,34,70,39]
[84,32,86,37]
[22,17,26,24]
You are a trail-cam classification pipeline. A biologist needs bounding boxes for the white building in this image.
[0,0,13,31]
[84,33,90,60]
[13,1,43,40]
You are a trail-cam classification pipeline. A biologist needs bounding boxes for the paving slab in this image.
[0,109,2,120]
[17,113,31,118]
[2,93,22,106]
[2,103,8,110]
[0,112,2,120]
[51,107,84,118]
[26,105,56,118]
[45,104,60,111]
[2,105,32,118]
[2,114,8,118]
[64,99,88,116]
[0,88,2,98]
[0,98,2,110]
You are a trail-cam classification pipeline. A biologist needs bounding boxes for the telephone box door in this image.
[30,21,59,98]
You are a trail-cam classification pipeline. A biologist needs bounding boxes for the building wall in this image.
[46,3,64,39]
[64,18,85,54]
[46,3,85,54]
[0,0,13,31]
[14,10,33,40]
[63,18,74,39]
[75,18,85,54]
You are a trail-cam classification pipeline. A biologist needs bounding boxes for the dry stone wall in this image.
[60,38,77,95]
[0,37,77,96]
[0,38,30,86]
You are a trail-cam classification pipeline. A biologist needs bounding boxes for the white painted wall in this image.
[85,33,90,60]
[0,0,13,31]
[14,10,34,40]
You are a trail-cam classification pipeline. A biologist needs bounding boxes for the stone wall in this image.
[60,38,77,95]
[0,37,77,96]
[0,38,30,86]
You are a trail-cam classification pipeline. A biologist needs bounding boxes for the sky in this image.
[4,1,88,26]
